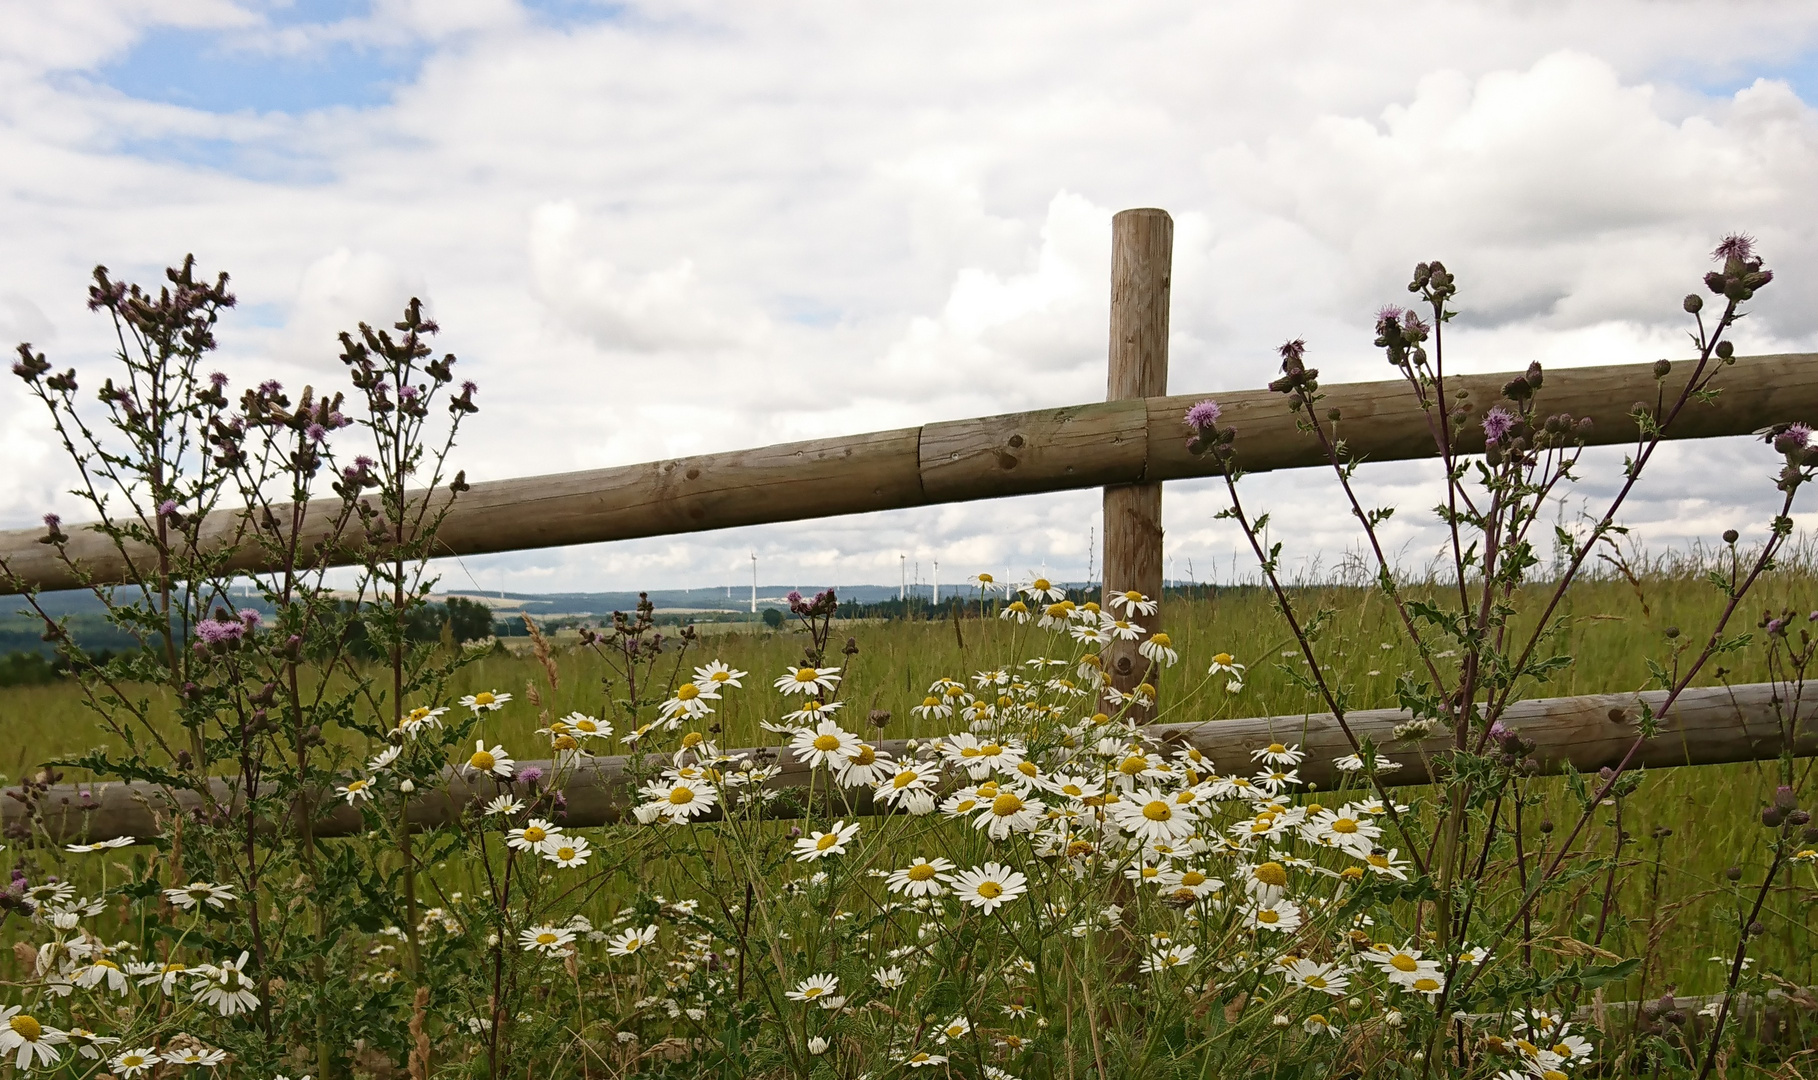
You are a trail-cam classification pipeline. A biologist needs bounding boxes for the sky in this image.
[4,1,1818,596]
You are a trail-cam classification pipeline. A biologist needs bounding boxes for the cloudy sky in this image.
[4,0,1818,595]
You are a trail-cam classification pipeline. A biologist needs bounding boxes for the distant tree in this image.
[762,607,784,629]
[445,597,494,642]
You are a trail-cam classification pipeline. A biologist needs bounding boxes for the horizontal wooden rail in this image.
[12,682,1810,843]
[2,353,1815,594]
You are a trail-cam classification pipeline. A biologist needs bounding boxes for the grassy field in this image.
[2,564,1815,1003]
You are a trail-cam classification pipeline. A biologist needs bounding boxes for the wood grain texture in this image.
[1101,209,1172,713]
[11,682,1806,843]
[3,354,1814,594]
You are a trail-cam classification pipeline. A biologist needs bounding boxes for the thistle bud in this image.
[1684,294,1703,313]
[1726,865,1742,880]
[1723,529,1740,544]
[1652,359,1671,379]
[1716,340,1734,359]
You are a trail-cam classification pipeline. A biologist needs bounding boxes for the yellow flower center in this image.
[816,833,840,851]
[992,793,1025,816]
[1142,800,1173,822]
[1412,977,1441,992]
[1307,975,1327,989]
[975,880,1003,899]
[802,986,824,998]
[668,787,694,806]
[1253,861,1288,887]
[409,707,432,721]
[850,745,876,765]
[709,671,731,683]
[469,751,495,771]
[523,826,547,842]
[474,692,495,706]
[1332,818,1359,834]
[1017,760,1039,778]
[1140,866,1159,878]
[1060,783,1083,797]
[945,684,966,697]
[1180,871,1206,887]
[813,734,842,752]
[1032,578,1051,591]
[1257,909,1279,924]
[1119,756,1148,776]
[681,731,704,748]
[1390,954,1418,972]
[1341,867,1363,881]
[907,863,937,881]
[892,769,919,789]
[1266,742,1286,754]
[676,683,700,700]
[1367,854,1390,868]
[794,667,818,683]
[1150,632,1171,647]
[1551,1044,1571,1057]
[1067,840,1094,857]
[980,743,1003,757]
[9,1015,41,1040]
[1137,682,1155,697]
[537,932,558,945]
[553,735,577,750]
[978,573,994,583]
[1214,653,1234,665]
[555,847,576,860]
[922,696,941,708]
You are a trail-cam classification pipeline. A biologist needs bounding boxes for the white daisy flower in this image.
[110,1048,161,1076]
[193,951,260,1016]
[484,795,525,816]
[790,721,862,770]
[1020,577,1066,603]
[1138,632,1178,667]
[459,690,511,713]
[794,820,860,861]
[693,661,747,689]
[886,857,956,898]
[946,862,1028,912]
[538,835,592,868]
[519,925,575,955]
[397,705,449,735]
[785,973,839,1004]
[1250,741,1305,767]
[336,777,376,804]
[774,666,842,695]
[658,681,720,722]
[164,882,237,910]
[507,819,561,850]
[464,740,515,779]
[1109,589,1158,616]
[605,925,659,956]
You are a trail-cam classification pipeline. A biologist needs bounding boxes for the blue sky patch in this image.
[97,20,422,115]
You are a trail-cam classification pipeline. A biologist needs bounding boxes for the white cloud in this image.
[4,2,1818,593]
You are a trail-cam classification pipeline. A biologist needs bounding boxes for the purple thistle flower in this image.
[1374,305,1404,327]
[238,609,262,629]
[1183,399,1221,431]
[41,513,59,530]
[209,372,228,389]
[258,379,283,396]
[1278,339,1307,363]
[306,423,327,443]
[1712,234,1756,262]
[157,499,178,518]
[518,766,544,785]
[461,381,478,395]
[1482,406,1517,445]
[195,619,244,644]
[399,384,420,400]
[328,411,348,428]
[1786,422,1811,448]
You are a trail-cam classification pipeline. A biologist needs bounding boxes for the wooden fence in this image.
[2,208,1817,835]
[9,682,1811,844]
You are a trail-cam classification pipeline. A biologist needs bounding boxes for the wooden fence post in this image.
[1101,208,1172,717]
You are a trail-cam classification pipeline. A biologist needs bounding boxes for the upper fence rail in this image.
[3,352,1815,594]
